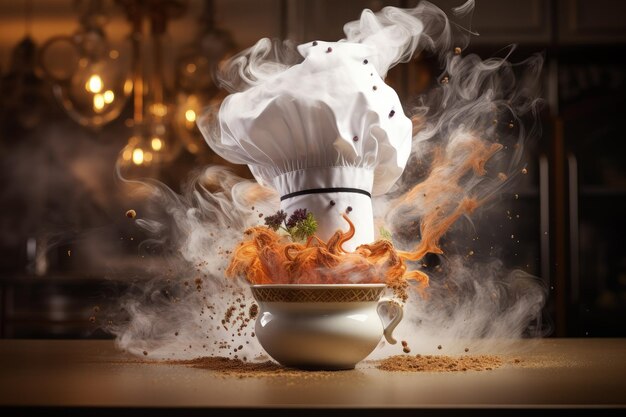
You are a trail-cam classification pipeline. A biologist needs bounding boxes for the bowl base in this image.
[279,361,356,371]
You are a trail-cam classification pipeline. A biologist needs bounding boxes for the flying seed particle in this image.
[454,47,462,55]
[125,209,136,219]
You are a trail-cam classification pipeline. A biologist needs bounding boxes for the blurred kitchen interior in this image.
[0,0,624,339]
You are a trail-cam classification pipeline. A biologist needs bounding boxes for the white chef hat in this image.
[200,8,422,251]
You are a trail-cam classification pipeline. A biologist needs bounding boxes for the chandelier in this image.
[38,0,235,169]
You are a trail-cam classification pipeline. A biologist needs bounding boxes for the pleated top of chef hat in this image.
[200,7,423,251]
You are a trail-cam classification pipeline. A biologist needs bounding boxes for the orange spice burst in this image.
[226,214,429,288]
[227,134,502,292]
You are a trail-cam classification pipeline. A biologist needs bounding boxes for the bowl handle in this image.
[376,298,404,345]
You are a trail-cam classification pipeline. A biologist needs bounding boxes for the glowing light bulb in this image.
[103,90,114,104]
[144,151,153,163]
[185,109,196,122]
[186,63,196,73]
[132,148,144,165]
[86,74,103,93]
[151,137,163,151]
[122,148,132,161]
[93,94,105,111]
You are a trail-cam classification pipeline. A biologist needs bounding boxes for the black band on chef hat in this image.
[280,187,371,202]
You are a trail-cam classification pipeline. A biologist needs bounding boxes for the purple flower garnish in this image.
[286,208,308,229]
[264,210,287,231]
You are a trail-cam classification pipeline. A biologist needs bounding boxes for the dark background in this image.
[0,0,625,339]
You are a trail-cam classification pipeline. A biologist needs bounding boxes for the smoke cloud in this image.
[110,1,547,360]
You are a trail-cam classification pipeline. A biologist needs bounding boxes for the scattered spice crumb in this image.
[437,345,442,350]
[126,209,137,219]
[143,351,148,356]
[465,347,469,352]
[249,304,259,320]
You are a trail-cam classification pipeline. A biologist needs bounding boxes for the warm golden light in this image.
[132,148,144,165]
[103,90,114,104]
[151,137,163,151]
[151,103,168,117]
[185,109,196,122]
[109,50,119,59]
[86,74,103,93]
[122,148,132,161]
[93,94,105,111]
[144,151,153,163]
[186,63,196,73]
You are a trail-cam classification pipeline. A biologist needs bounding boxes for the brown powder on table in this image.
[168,356,341,378]
[142,353,528,377]
[376,354,504,372]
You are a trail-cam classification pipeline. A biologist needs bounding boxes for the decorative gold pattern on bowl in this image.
[251,285,384,303]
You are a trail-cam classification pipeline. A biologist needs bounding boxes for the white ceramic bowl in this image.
[251,284,403,370]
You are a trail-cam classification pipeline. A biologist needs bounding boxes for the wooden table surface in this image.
[0,339,624,415]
